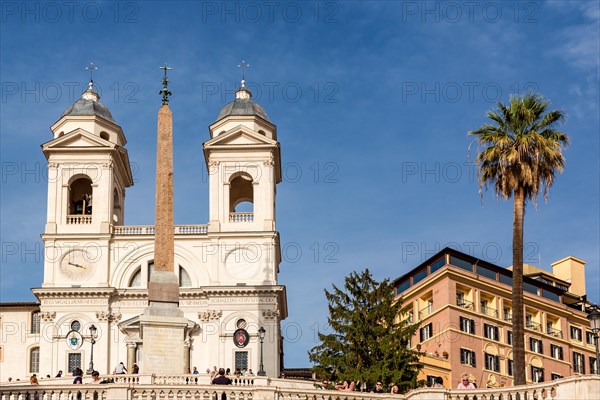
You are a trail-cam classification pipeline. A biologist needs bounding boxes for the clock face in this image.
[60,249,93,281]
[225,248,260,279]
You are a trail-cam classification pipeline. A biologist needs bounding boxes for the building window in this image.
[586,331,595,345]
[460,348,476,367]
[551,373,562,380]
[529,338,543,354]
[235,351,248,371]
[420,323,433,341]
[426,375,441,387]
[30,347,40,373]
[507,331,513,345]
[591,357,598,375]
[550,344,563,360]
[570,326,582,341]
[484,324,499,341]
[179,266,192,287]
[503,307,512,322]
[484,353,500,372]
[508,359,514,376]
[573,352,585,374]
[68,353,82,374]
[31,311,40,334]
[460,317,475,334]
[531,366,544,383]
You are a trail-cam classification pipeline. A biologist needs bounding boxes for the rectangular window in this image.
[499,273,513,286]
[507,331,513,345]
[420,323,433,341]
[503,307,512,322]
[31,312,40,334]
[573,352,585,374]
[460,317,475,334]
[484,353,500,372]
[570,326,582,341]
[68,353,82,374]
[477,265,497,280]
[529,338,543,354]
[591,357,598,375]
[235,351,248,371]
[550,344,563,360]
[508,359,513,376]
[551,373,562,381]
[429,257,445,274]
[531,366,544,383]
[460,348,476,367]
[484,324,499,341]
[413,268,428,285]
[450,256,474,272]
[586,331,595,345]
[396,279,410,295]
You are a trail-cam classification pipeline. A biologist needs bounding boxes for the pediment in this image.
[42,128,114,150]
[204,125,277,148]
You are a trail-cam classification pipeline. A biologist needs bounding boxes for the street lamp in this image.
[588,308,600,375]
[86,324,97,375]
[257,326,266,376]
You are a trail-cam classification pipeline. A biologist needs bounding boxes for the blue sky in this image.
[1,1,598,367]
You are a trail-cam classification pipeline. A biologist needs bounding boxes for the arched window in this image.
[179,266,191,287]
[69,177,93,215]
[229,173,254,221]
[31,311,40,334]
[30,347,40,373]
[129,268,142,287]
[113,188,122,224]
[100,131,110,141]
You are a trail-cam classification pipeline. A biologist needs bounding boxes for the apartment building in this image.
[393,248,598,388]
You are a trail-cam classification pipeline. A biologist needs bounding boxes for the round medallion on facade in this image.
[66,330,84,350]
[233,328,250,348]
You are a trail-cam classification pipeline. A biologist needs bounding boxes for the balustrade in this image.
[67,214,92,224]
[113,225,208,235]
[230,212,254,222]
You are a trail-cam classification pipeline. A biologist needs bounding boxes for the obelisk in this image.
[140,65,187,374]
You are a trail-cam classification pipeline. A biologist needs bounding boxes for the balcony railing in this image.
[456,299,474,310]
[547,326,563,338]
[526,321,542,331]
[418,304,433,320]
[230,212,254,222]
[67,214,92,224]
[481,306,498,318]
[504,313,512,322]
[113,225,208,235]
[1,374,598,400]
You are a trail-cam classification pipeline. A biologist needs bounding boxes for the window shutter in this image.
[559,347,563,360]
[460,349,465,364]
[472,351,476,367]
[420,327,424,342]
[494,326,499,340]
[495,355,500,372]
[539,341,543,354]
[470,319,475,334]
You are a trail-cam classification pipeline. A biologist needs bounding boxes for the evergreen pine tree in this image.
[309,269,422,393]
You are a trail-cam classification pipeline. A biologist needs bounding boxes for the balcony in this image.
[504,313,513,322]
[526,321,542,331]
[67,214,92,224]
[113,225,208,236]
[481,306,498,318]
[547,326,563,338]
[456,299,474,310]
[230,212,254,222]
[418,304,433,320]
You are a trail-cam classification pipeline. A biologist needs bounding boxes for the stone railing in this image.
[230,212,254,222]
[1,375,598,400]
[67,214,92,224]
[113,225,208,235]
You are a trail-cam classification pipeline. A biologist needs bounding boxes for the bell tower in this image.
[40,77,133,288]
[204,80,282,233]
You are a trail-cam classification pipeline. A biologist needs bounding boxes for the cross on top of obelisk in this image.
[237,60,250,87]
[159,63,173,105]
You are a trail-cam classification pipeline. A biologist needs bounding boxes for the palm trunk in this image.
[512,188,526,385]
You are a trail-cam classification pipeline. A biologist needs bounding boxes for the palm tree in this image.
[469,93,569,386]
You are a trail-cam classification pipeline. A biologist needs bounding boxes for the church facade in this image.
[0,78,287,381]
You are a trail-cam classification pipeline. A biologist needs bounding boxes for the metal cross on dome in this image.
[85,62,98,82]
[237,60,250,86]
[159,63,173,105]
